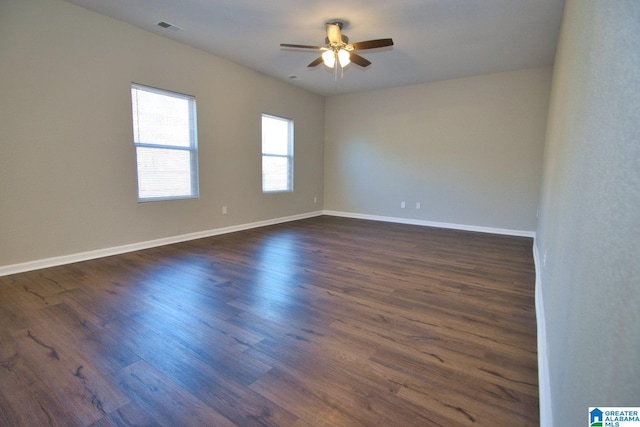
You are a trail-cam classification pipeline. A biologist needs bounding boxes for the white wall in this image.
[536,0,640,425]
[0,0,325,267]
[324,68,551,233]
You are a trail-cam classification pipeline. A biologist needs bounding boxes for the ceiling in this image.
[64,0,565,96]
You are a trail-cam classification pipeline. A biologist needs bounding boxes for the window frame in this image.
[131,83,199,202]
[261,113,294,193]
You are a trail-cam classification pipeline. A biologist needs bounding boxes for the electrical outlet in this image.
[401,201,406,209]
[222,206,228,215]
[416,202,421,209]
[314,196,318,204]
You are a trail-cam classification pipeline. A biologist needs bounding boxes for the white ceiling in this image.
[64,0,565,96]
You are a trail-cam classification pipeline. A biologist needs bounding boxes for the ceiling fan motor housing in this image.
[325,34,349,46]
[280,20,393,70]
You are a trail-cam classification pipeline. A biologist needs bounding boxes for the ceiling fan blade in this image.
[349,53,372,68]
[280,43,325,50]
[347,38,394,51]
[326,23,342,45]
[307,56,324,67]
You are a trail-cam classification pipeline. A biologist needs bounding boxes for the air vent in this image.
[157,21,182,32]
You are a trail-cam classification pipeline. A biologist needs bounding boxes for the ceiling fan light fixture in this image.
[338,49,351,67]
[322,50,336,68]
[280,21,393,75]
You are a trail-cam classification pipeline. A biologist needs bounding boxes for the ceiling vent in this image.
[157,21,182,32]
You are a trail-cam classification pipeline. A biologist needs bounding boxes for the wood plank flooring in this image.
[0,216,539,426]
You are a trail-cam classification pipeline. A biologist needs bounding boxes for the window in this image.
[262,114,293,192]
[131,84,198,201]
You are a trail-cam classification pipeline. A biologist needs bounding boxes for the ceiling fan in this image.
[280,21,393,75]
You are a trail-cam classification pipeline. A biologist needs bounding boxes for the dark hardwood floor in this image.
[0,216,539,426]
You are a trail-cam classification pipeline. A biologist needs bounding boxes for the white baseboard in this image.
[1,209,536,276]
[322,210,536,238]
[2,207,550,425]
[533,242,553,427]
[0,211,323,277]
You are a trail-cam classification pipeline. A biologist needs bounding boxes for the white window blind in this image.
[262,114,293,192]
[131,84,199,201]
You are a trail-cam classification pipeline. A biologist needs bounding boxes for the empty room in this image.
[1,0,638,426]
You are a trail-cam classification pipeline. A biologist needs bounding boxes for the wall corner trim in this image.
[533,240,553,427]
[0,211,323,277]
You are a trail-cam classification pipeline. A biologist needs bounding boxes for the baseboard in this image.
[1,209,535,274]
[533,242,553,427]
[323,210,536,238]
[0,211,323,277]
[2,207,550,424]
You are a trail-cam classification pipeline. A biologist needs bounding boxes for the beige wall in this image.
[324,67,551,232]
[0,0,552,270]
[536,0,640,425]
[0,0,325,266]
